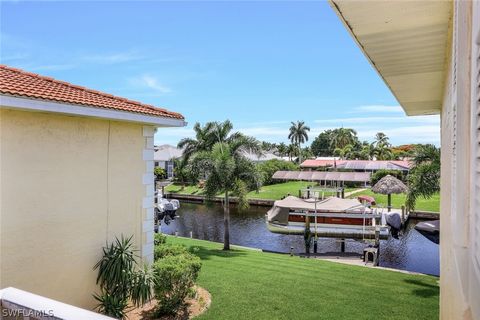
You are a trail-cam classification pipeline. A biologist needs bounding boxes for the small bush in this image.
[153,253,202,316]
[257,159,299,185]
[154,167,167,180]
[371,169,404,186]
[154,244,189,261]
[154,233,167,246]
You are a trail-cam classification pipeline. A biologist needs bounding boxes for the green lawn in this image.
[165,182,439,212]
[348,189,440,212]
[247,181,319,199]
[166,181,351,200]
[164,184,206,195]
[167,236,439,320]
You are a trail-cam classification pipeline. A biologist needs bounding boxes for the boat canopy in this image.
[267,196,366,225]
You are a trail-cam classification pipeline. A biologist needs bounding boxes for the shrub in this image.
[371,169,404,186]
[257,159,299,185]
[154,233,167,246]
[154,167,167,180]
[154,244,189,261]
[153,253,202,315]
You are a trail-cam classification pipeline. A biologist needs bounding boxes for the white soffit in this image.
[329,0,451,116]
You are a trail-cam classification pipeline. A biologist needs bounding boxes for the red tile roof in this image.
[0,65,184,120]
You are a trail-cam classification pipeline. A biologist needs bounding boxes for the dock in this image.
[165,193,440,220]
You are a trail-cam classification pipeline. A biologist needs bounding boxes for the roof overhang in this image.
[0,94,187,127]
[329,0,452,116]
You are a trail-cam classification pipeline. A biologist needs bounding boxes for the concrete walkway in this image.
[344,188,367,197]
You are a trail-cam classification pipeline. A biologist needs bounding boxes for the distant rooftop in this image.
[154,144,183,161]
[241,150,284,162]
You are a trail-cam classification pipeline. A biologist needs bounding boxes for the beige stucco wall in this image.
[440,1,479,319]
[0,108,154,309]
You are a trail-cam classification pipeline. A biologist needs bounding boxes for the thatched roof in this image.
[371,175,408,194]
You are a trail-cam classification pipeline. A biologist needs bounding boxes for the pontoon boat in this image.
[266,195,393,240]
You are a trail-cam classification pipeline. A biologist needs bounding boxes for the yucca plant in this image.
[93,290,129,319]
[93,235,153,318]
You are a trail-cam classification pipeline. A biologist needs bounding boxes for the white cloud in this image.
[153,121,440,147]
[357,125,440,144]
[129,74,172,94]
[351,105,404,113]
[314,115,439,125]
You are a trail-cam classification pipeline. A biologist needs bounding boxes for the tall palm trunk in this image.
[297,142,302,165]
[223,190,230,250]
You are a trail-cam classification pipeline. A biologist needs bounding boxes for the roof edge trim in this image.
[0,94,187,127]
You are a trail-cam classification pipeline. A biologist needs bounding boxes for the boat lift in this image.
[298,187,386,253]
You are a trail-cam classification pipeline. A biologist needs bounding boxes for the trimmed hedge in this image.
[154,244,189,261]
[257,159,299,185]
[154,233,167,246]
[153,252,202,315]
[371,169,404,186]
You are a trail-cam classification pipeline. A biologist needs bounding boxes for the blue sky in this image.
[1,1,440,146]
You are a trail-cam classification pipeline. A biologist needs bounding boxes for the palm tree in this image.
[177,122,215,163]
[287,144,297,162]
[358,143,373,160]
[193,142,260,250]
[405,144,440,211]
[374,132,390,146]
[372,142,394,160]
[288,121,310,164]
[371,132,394,160]
[276,142,288,157]
[189,120,261,250]
[330,128,357,149]
[334,144,354,160]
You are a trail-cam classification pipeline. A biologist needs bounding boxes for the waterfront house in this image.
[154,144,183,179]
[330,1,479,318]
[0,65,186,309]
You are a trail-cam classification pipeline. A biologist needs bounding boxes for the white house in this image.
[154,144,183,179]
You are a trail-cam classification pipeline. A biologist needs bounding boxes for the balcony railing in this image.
[0,287,114,320]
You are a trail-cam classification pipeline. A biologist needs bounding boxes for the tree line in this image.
[261,125,417,161]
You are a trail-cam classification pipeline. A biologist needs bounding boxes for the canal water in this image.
[160,202,439,276]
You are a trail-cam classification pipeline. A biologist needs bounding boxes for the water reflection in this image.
[160,202,439,276]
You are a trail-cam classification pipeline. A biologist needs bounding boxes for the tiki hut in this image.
[372,175,408,212]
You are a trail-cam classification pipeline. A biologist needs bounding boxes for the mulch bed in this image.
[126,286,211,320]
